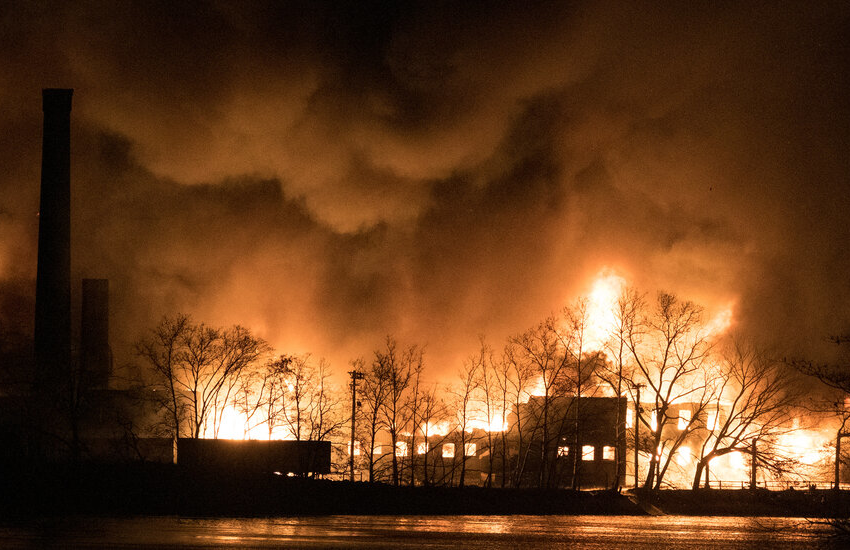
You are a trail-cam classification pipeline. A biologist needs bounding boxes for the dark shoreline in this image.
[2,463,848,518]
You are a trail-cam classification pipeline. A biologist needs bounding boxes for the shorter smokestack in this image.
[81,279,111,389]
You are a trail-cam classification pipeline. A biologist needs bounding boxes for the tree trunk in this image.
[391,433,399,486]
[539,396,549,489]
[409,433,416,487]
[500,431,508,488]
[486,431,494,488]
[643,452,657,490]
[692,459,706,490]
[422,441,429,486]
[571,396,581,490]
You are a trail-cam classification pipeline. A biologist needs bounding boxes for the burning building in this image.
[509,396,627,489]
[12,87,843,493]
[351,395,627,489]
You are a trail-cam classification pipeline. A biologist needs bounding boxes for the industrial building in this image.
[4,88,331,476]
[354,395,627,489]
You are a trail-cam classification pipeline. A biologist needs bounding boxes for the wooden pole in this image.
[750,439,757,490]
[634,384,643,489]
[348,370,364,482]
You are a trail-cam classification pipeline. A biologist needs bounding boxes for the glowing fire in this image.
[585,269,627,350]
[468,417,509,432]
[210,406,254,439]
[676,446,692,466]
[777,424,830,466]
[194,268,838,490]
[527,377,547,399]
[423,420,452,437]
[208,405,295,440]
[648,416,835,488]
[467,408,509,432]
[705,303,734,337]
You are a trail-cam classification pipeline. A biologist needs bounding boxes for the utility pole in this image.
[634,383,645,490]
[835,414,849,491]
[750,439,757,490]
[348,369,365,482]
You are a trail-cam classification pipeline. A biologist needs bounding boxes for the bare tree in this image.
[510,315,579,488]
[555,299,604,489]
[260,356,293,439]
[278,354,342,441]
[135,314,191,456]
[416,383,449,486]
[136,315,268,466]
[452,356,479,488]
[792,333,850,395]
[231,361,272,438]
[211,327,269,438]
[304,358,346,442]
[406,361,425,486]
[374,337,418,486]
[473,337,500,488]
[491,348,513,487]
[692,337,800,489]
[790,333,850,490]
[623,292,715,490]
[597,287,642,491]
[180,323,269,438]
[501,342,536,487]
[359,356,390,482]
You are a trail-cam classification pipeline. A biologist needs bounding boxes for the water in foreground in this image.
[0,515,843,549]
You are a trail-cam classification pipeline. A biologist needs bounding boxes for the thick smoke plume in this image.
[1,1,848,374]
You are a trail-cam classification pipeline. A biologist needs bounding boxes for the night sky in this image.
[1,1,848,376]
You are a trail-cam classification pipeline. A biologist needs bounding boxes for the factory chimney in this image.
[34,88,73,388]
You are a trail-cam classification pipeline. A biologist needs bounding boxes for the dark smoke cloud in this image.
[1,1,849,375]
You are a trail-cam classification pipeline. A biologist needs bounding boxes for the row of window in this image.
[347,441,477,458]
[557,445,616,462]
[349,442,618,461]
[625,408,719,431]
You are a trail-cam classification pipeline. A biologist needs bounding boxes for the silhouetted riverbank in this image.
[1,463,848,518]
[635,488,850,518]
[1,462,643,517]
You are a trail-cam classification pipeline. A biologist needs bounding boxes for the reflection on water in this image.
[0,515,840,549]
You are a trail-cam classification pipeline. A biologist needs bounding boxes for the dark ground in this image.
[637,487,850,518]
[1,462,848,518]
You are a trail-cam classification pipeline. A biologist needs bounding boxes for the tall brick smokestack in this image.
[35,89,73,387]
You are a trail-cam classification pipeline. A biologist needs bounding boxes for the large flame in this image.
[776,422,831,466]
[213,406,251,439]
[584,269,627,350]
[705,303,735,337]
[467,409,509,432]
[208,405,296,440]
[521,270,627,404]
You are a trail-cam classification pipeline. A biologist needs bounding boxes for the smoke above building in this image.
[1,2,849,374]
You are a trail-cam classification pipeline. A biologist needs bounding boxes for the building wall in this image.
[178,439,332,475]
[351,396,627,488]
[510,395,627,489]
